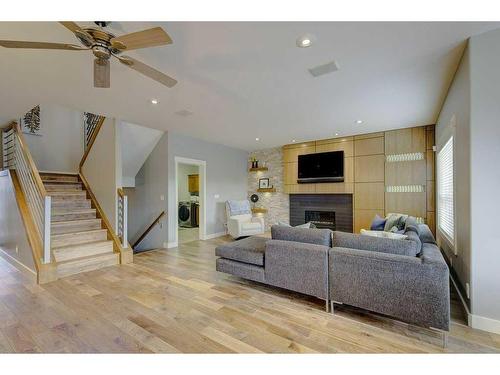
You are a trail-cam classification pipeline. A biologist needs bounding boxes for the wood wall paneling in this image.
[354,155,385,182]
[385,192,427,218]
[354,137,385,156]
[353,132,385,140]
[354,182,385,210]
[427,180,435,212]
[315,139,354,156]
[385,160,426,186]
[385,127,426,155]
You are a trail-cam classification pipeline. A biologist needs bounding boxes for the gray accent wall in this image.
[436,44,471,307]
[167,132,248,244]
[437,27,500,331]
[468,28,500,326]
[125,133,169,251]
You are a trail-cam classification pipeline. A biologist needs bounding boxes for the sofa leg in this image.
[325,300,330,313]
[330,301,334,314]
[442,331,448,349]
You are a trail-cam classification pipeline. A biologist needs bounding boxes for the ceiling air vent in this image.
[174,109,193,117]
[308,60,339,77]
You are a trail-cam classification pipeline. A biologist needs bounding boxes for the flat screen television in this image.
[297,151,344,183]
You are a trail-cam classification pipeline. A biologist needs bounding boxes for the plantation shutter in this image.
[437,136,454,245]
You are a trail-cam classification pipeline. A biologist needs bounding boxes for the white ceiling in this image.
[1,22,499,150]
[120,121,163,187]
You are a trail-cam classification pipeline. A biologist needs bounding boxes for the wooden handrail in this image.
[11,122,48,198]
[79,115,105,171]
[132,211,166,249]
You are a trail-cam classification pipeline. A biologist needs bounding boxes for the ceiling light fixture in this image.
[151,99,159,104]
[255,137,260,141]
[296,35,314,48]
[356,120,363,124]
[292,139,296,143]
[335,133,339,136]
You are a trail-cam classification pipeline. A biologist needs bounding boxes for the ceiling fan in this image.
[0,21,177,88]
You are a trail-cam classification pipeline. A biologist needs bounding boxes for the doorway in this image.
[174,157,206,245]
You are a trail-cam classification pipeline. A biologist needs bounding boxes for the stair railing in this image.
[117,188,128,248]
[1,121,51,263]
[132,211,166,250]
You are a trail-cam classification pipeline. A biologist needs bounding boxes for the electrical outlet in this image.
[466,283,470,299]
[15,245,19,254]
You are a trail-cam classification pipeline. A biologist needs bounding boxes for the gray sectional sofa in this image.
[215,221,450,332]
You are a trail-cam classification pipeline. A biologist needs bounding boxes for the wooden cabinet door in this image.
[188,174,199,193]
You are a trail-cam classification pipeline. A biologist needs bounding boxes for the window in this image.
[437,136,455,245]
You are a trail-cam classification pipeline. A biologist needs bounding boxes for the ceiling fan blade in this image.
[110,27,172,51]
[117,55,177,88]
[0,40,87,50]
[59,22,94,44]
[94,59,110,88]
[59,21,82,33]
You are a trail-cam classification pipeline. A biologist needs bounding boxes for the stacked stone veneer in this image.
[248,147,289,231]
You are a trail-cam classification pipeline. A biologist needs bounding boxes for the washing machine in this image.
[178,201,192,227]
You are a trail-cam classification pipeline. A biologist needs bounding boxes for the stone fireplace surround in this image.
[289,194,353,233]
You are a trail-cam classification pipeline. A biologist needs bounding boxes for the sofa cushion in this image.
[271,225,332,247]
[361,229,408,240]
[417,224,437,245]
[333,231,419,257]
[215,236,267,266]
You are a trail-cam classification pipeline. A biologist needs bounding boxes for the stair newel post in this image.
[43,195,52,263]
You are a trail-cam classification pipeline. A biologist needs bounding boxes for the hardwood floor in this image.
[1,235,499,353]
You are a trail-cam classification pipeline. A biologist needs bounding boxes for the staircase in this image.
[41,172,119,278]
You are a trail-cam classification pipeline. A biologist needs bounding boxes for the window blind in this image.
[437,136,454,245]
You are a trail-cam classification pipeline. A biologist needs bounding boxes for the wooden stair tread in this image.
[52,208,96,215]
[52,218,101,226]
[53,239,112,251]
[51,229,107,248]
[56,252,119,278]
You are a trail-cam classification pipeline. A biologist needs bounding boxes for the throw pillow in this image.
[384,213,408,232]
[360,229,408,240]
[370,214,386,231]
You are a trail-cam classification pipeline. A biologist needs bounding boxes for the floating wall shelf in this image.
[257,188,276,193]
[249,167,268,172]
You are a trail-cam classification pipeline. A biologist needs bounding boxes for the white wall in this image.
[25,104,83,173]
[81,117,121,230]
[178,164,199,202]
[468,28,500,328]
[167,132,248,244]
[435,45,471,307]
[0,170,35,272]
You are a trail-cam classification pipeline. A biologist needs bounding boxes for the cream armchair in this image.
[225,200,265,238]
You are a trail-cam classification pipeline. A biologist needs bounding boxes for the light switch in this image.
[160,195,165,201]
[214,194,220,199]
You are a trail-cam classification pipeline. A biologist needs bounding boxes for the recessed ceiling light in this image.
[296,35,313,48]
[356,120,363,124]
[151,99,159,105]
[255,137,260,141]
[292,139,296,143]
[335,133,339,136]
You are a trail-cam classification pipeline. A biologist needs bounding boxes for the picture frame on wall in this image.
[259,178,270,189]
[21,105,42,136]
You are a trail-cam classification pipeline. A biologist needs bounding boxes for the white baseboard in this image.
[202,231,226,240]
[167,241,178,249]
[470,314,500,335]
